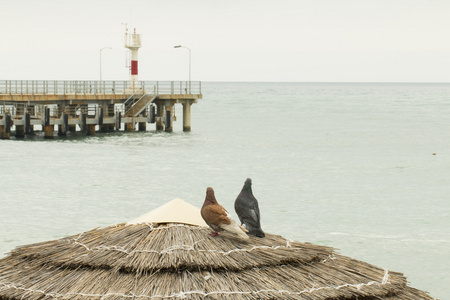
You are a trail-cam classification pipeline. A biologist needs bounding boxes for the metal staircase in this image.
[124,93,157,117]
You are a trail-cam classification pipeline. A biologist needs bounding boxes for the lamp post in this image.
[100,47,112,93]
[174,45,191,94]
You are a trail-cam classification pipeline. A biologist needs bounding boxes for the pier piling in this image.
[44,125,54,139]
[87,125,96,136]
[165,102,174,132]
[16,125,25,138]
[182,102,192,132]
[138,122,146,131]
[155,103,164,131]
[0,114,11,139]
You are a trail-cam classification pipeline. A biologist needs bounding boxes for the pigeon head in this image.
[243,178,252,191]
[204,187,218,205]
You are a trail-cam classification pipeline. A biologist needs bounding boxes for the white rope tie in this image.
[69,235,300,258]
[381,269,390,284]
[0,270,391,299]
[322,254,336,263]
[140,223,206,231]
[62,225,313,265]
[60,223,304,259]
[70,240,305,257]
[286,238,293,248]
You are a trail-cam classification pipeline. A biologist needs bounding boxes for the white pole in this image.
[174,45,191,94]
[188,48,191,94]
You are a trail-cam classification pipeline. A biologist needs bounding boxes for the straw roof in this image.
[0,200,434,299]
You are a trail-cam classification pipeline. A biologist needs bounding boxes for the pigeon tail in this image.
[220,219,249,239]
[246,225,265,238]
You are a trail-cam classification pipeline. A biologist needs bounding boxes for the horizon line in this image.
[1,79,449,84]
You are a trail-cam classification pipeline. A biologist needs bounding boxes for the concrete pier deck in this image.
[0,80,202,139]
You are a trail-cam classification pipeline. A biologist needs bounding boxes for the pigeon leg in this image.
[209,231,219,237]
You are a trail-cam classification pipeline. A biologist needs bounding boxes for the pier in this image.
[0,80,202,139]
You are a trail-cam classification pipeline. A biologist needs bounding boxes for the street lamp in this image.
[174,45,191,93]
[100,47,112,93]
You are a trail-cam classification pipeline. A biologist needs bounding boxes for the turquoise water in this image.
[1,82,449,298]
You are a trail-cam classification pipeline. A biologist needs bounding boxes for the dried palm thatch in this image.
[0,221,434,300]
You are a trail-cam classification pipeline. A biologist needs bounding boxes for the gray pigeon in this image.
[234,178,265,238]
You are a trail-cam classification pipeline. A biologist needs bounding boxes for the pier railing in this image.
[0,80,201,95]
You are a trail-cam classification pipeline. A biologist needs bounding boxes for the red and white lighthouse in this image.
[124,27,142,90]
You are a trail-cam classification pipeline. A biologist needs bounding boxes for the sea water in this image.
[0,82,448,298]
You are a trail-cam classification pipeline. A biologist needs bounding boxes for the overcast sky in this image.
[1,0,450,82]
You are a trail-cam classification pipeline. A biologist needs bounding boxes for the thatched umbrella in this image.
[0,199,434,299]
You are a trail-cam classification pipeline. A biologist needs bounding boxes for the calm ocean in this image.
[0,82,448,298]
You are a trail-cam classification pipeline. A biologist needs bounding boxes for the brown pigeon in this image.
[201,187,249,239]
